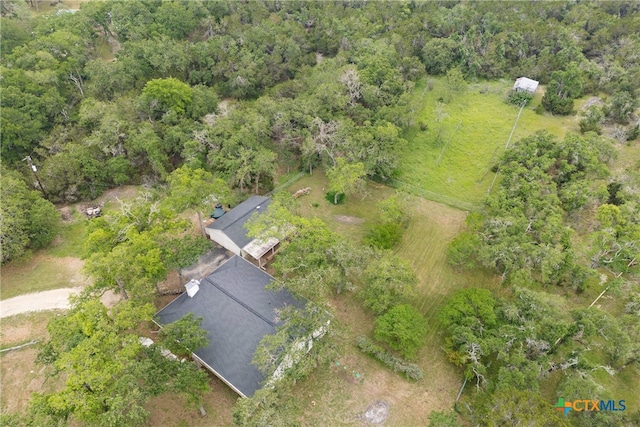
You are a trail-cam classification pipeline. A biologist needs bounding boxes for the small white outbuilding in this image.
[513,77,539,94]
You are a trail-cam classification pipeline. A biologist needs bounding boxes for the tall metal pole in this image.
[22,156,48,199]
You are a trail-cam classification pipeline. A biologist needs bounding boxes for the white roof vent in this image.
[185,279,200,298]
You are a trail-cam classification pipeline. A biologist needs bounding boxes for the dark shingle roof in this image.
[155,255,300,397]
[205,196,271,249]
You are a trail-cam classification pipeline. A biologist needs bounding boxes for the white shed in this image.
[513,77,539,94]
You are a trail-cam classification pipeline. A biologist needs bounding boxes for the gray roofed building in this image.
[205,196,278,267]
[155,255,301,398]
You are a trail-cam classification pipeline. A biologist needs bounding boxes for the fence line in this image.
[266,172,306,197]
[487,101,526,195]
[384,178,480,212]
[0,340,39,353]
[269,171,480,212]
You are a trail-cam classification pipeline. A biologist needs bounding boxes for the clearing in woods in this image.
[282,175,500,424]
[399,79,578,206]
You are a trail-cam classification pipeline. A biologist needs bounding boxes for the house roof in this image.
[513,77,539,93]
[205,196,271,249]
[155,255,301,397]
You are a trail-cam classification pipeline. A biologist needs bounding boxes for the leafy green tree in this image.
[326,158,366,204]
[542,63,583,115]
[439,288,498,385]
[0,67,65,164]
[0,172,59,262]
[364,222,403,249]
[589,203,640,274]
[126,123,169,179]
[165,165,228,236]
[443,67,467,102]
[439,288,497,334]
[374,304,427,359]
[579,105,604,134]
[152,0,200,39]
[31,298,209,426]
[40,143,112,202]
[361,254,417,315]
[605,90,637,125]
[474,388,571,427]
[84,59,135,101]
[139,77,193,119]
[468,131,613,287]
[422,38,462,75]
[85,229,166,302]
[158,313,208,357]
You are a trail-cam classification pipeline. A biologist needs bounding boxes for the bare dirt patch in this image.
[76,185,142,216]
[1,348,45,414]
[580,96,604,111]
[0,311,59,348]
[333,215,365,225]
[58,206,74,222]
[0,287,83,318]
[359,401,390,424]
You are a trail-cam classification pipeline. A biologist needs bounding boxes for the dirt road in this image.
[0,287,83,318]
[0,288,119,319]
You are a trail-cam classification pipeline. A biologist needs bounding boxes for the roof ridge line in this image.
[202,276,276,328]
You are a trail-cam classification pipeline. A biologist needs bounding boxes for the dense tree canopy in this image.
[2,0,636,205]
[2,2,639,425]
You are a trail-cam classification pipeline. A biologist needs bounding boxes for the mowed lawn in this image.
[0,220,87,300]
[278,173,501,424]
[399,79,578,206]
[282,170,397,242]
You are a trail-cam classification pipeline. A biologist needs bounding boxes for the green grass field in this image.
[399,79,579,206]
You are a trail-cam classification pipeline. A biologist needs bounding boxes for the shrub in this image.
[506,90,533,107]
[324,191,344,204]
[364,222,403,249]
[446,231,479,269]
[355,336,423,381]
[374,304,427,359]
[360,255,417,315]
[579,105,604,135]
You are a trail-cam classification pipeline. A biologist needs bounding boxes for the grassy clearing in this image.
[277,174,499,424]
[1,186,143,300]
[47,217,86,258]
[0,310,63,415]
[0,254,85,300]
[282,170,396,243]
[1,214,87,300]
[0,310,59,349]
[399,79,579,206]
